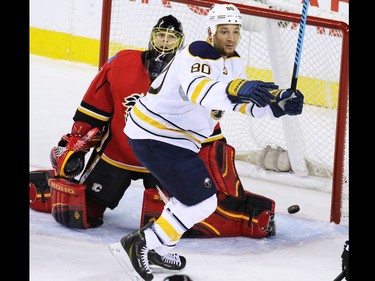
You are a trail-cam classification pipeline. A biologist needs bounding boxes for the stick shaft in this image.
[333,270,346,281]
[291,0,310,90]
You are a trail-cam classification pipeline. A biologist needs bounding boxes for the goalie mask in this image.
[50,146,86,178]
[145,15,184,81]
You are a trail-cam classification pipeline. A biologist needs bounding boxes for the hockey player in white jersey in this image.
[109,3,304,280]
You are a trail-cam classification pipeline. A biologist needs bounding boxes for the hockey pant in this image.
[140,141,276,238]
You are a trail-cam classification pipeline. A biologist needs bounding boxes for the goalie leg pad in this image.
[183,191,276,238]
[140,188,166,228]
[198,141,246,199]
[49,177,96,229]
[185,190,275,238]
[241,190,276,238]
[29,170,55,213]
[140,189,276,238]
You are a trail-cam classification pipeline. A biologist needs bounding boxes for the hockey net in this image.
[100,0,349,224]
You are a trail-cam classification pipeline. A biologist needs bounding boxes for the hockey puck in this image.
[288,205,300,214]
[163,275,192,281]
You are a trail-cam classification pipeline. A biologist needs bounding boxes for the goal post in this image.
[99,0,349,224]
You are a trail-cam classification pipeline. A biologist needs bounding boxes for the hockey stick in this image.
[279,0,309,110]
[333,269,346,281]
[290,0,310,90]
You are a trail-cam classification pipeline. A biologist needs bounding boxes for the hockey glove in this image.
[269,89,304,117]
[49,177,92,229]
[50,147,86,178]
[58,127,102,153]
[226,79,279,106]
[51,127,101,178]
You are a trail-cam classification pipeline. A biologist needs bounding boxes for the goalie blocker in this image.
[48,177,94,229]
[141,141,276,238]
[29,172,106,228]
[29,171,91,228]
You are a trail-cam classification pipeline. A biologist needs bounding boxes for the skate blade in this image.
[150,265,185,274]
[109,242,143,281]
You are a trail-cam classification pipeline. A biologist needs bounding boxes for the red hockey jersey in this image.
[73,50,151,172]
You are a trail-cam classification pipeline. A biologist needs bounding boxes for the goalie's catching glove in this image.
[269,89,304,117]
[51,127,101,178]
[226,79,279,106]
[50,147,86,178]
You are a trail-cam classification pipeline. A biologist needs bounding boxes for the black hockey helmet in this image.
[144,15,184,81]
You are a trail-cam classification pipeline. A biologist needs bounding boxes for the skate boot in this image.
[148,250,187,273]
[121,229,153,281]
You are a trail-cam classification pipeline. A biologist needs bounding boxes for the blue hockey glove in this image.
[226,79,279,107]
[269,89,304,117]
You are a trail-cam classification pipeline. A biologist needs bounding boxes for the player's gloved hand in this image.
[58,121,102,152]
[50,146,86,178]
[269,89,304,117]
[51,127,101,178]
[226,79,279,107]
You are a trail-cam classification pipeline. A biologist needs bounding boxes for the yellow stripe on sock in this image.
[155,216,182,242]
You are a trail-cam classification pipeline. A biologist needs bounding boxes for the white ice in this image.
[30,55,349,281]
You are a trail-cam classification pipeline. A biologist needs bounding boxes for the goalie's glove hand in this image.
[269,89,304,118]
[50,146,86,178]
[52,128,101,178]
[226,79,279,106]
[58,127,102,152]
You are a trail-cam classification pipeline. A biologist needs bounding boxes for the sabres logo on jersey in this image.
[211,109,224,120]
[123,93,145,119]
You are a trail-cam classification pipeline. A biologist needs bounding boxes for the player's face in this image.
[213,24,241,57]
[152,30,181,53]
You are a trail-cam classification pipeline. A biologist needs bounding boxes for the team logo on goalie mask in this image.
[204,177,213,188]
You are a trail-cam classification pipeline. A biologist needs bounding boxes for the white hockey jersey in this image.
[125,40,275,152]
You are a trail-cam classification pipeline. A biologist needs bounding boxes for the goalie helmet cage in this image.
[99,0,349,224]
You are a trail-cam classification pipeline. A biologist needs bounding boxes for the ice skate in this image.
[148,250,186,273]
[109,229,153,281]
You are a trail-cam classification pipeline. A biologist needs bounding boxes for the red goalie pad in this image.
[186,191,275,238]
[29,170,55,213]
[198,141,246,199]
[48,177,90,229]
[140,189,275,239]
[140,188,166,227]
